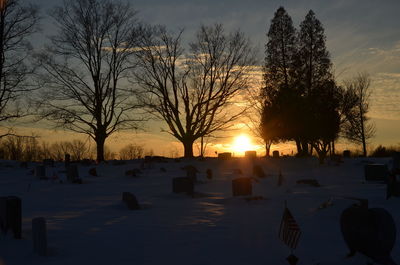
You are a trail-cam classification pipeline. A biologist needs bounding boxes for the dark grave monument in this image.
[88,167,97,177]
[232,177,252,196]
[392,152,400,173]
[343,150,351,158]
[182,165,198,182]
[340,202,396,265]
[67,164,80,183]
[122,192,140,210]
[35,165,46,179]
[272,150,280,158]
[253,165,265,178]
[0,196,22,239]
[387,174,400,199]
[172,177,194,195]
[245,151,257,159]
[364,164,389,181]
[64,153,70,168]
[206,169,213,180]
[218,152,232,160]
[32,217,47,256]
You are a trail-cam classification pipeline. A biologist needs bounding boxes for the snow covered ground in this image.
[0,157,398,265]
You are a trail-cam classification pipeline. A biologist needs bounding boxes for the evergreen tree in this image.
[261,7,299,154]
[296,10,340,162]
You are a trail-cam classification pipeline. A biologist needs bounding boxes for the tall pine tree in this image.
[261,7,298,156]
[296,10,340,162]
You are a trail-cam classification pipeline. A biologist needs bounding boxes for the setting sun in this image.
[232,135,255,155]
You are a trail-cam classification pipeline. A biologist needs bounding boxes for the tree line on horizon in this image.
[0,0,376,163]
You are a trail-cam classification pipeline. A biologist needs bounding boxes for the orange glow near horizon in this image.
[231,134,258,156]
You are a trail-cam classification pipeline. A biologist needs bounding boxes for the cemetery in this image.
[0,155,399,265]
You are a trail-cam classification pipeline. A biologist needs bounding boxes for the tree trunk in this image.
[301,141,309,156]
[95,135,106,162]
[265,142,271,157]
[183,139,194,158]
[295,139,302,156]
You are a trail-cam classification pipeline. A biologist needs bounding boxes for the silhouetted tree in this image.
[36,0,144,162]
[308,80,341,163]
[135,24,255,157]
[260,7,299,155]
[0,0,39,135]
[342,73,375,156]
[119,143,143,160]
[296,10,335,158]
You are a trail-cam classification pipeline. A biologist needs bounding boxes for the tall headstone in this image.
[343,150,351,158]
[272,150,280,158]
[67,164,79,183]
[6,196,22,239]
[0,197,7,234]
[65,153,71,168]
[206,169,213,180]
[392,152,400,173]
[232,177,252,196]
[32,217,47,256]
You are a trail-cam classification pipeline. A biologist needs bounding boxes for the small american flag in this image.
[279,207,301,249]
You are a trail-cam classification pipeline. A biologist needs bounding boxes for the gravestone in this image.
[0,196,22,239]
[66,164,79,183]
[232,177,252,196]
[392,152,400,173]
[182,165,198,182]
[253,165,265,178]
[343,150,351,158]
[32,217,47,256]
[218,152,232,160]
[364,164,389,181]
[35,165,46,179]
[245,151,256,159]
[0,197,7,234]
[88,167,97,177]
[206,169,213,180]
[43,159,54,167]
[64,154,70,168]
[122,192,140,210]
[172,177,194,195]
[340,205,396,265]
[272,151,280,158]
[387,174,400,199]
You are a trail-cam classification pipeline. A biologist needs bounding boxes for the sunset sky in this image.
[22,0,400,156]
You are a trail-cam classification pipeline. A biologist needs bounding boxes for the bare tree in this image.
[36,0,143,161]
[119,143,143,160]
[135,24,255,157]
[0,0,39,135]
[342,73,375,156]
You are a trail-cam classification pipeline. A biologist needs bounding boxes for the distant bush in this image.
[370,145,400,157]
